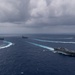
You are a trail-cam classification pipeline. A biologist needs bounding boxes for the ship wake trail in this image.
[32,39,75,44]
[42,37,73,39]
[26,41,54,52]
[0,41,13,49]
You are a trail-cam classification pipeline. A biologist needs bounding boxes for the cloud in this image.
[0,0,75,34]
[0,0,75,25]
[27,0,75,26]
[0,0,29,22]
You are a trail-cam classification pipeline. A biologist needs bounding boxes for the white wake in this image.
[33,39,75,44]
[0,41,13,49]
[47,37,73,39]
[27,41,54,51]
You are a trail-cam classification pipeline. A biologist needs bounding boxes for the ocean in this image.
[0,34,75,75]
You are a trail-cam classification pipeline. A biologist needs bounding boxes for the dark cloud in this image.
[28,0,75,25]
[0,0,75,34]
[0,0,30,23]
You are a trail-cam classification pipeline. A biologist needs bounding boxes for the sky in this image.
[0,0,75,34]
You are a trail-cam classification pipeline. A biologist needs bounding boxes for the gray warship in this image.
[54,47,75,56]
[0,38,4,40]
[22,36,28,39]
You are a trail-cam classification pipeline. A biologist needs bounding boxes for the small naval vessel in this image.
[54,47,75,56]
[0,38,4,40]
[22,36,28,39]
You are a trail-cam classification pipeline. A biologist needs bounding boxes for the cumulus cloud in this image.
[0,0,29,22]
[0,0,75,34]
[26,0,75,26]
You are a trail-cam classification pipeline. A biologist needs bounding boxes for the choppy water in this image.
[0,34,75,75]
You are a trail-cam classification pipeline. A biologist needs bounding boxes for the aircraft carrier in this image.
[54,47,75,56]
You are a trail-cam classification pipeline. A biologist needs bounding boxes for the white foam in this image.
[0,41,13,49]
[33,39,75,44]
[49,37,73,39]
[27,41,54,51]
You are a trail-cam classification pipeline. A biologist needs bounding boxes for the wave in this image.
[0,41,13,49]
[33,39,75,44]
[41,37,73,39]
[26,41,54,51]
[50,37,74,39]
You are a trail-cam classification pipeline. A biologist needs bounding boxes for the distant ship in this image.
[0,38,4,40]
[22,36,28,39]
[54,47,75,56]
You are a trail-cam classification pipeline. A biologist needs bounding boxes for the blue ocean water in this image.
[0,34,75,75]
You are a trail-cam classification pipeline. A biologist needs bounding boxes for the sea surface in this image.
[0,34,75,75]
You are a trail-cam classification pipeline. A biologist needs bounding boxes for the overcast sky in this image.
[0,0,75,34]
